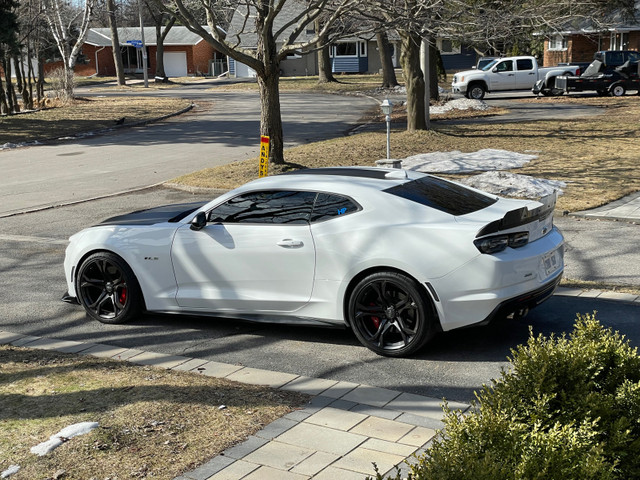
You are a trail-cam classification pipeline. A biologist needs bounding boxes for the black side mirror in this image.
[190,211,208,231]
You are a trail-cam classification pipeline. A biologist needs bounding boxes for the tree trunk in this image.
[37,57,45,105]
[255,6,284,166]
[107,0,126,85]
[400,32,426,131]
[429,40,440,101]
[377,31,398,88]
[316,19,335,83]
[0,75,8,115]
[2,54,17,113]
[257,71,284,165]
[155,15,176,81]
[12,55,23,112]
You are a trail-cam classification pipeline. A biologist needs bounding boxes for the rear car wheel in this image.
[466,83,486,100]
[610,83,626,97]
[348,272,435,357]
[76,252,143,324]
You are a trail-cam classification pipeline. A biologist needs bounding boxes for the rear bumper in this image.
[477,273,562,326]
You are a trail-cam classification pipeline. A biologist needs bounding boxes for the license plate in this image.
[542,249,560,277]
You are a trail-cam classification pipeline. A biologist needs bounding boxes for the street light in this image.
[380,98,393,159]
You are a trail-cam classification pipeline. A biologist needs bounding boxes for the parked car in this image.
[452,55,582,99]
[63,167,564,357]
[593,50,640,69]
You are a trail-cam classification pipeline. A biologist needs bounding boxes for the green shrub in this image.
[396,314,640,480]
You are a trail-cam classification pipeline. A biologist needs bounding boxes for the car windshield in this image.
[383,176,497,216]
[482,60,499,71]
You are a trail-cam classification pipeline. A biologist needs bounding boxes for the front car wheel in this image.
[466,83,486,100]
[348,272,435,357]
[76,252,143,324]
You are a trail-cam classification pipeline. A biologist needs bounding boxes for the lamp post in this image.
[380,99,393,159]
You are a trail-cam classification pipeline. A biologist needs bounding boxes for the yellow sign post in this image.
[259,135,270,177]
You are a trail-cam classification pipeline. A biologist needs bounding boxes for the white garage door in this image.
[163,51,188,77]
[234,61,257,78]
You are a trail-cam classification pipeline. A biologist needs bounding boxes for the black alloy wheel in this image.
[76,252,142,324]
[348,272,434,357]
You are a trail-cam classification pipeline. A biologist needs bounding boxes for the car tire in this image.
[76,252,143,324]
[348,272,435,357]
[610,83,626,97]
[466,83,486,100]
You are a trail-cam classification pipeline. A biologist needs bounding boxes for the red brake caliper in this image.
[370,303,380,329]
[119,288,127,305]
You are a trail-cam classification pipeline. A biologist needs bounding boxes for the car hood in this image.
[96,201,207,226]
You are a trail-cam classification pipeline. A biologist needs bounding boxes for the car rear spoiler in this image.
[476,192,557,237]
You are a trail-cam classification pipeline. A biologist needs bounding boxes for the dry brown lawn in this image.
[0,345,307,480]
[171,95,640,213]
[0,97,192,146]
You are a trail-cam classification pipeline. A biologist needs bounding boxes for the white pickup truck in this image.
[451,56,581,99]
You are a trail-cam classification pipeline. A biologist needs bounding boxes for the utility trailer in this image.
[553,59,640,97]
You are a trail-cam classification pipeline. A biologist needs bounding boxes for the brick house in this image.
[63,26,225,78]
[542,4,640,66]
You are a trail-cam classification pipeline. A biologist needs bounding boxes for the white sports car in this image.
[63,167,564,357]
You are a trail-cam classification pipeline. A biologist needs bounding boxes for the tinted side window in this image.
[496,60,513,72]
[516,59,533,71]
[311,193,359,223]
[208,191,316,224]
[384,176,497,216]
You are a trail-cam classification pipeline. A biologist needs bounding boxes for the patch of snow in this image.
[1,466,20,478]
[402,149,537,174]
[461,171,566,198]
[430,98,489,114]
[30,421,99,456]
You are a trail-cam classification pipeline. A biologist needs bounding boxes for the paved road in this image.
[1,85,638,404]
[0,90,376,217]
[1,187,638,404]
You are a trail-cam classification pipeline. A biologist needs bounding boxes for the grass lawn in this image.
[0,97,192,146]
[171,94,640,213]
[0,345,307,479]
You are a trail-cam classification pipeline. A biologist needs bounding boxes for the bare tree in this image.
[358,0,463,131]
[153,0,359,165]
[449,0,638,57]
[0,0,20,114]
[106,0,126,85]
[376,30,398,88]
[316,18,336,83]
[145,0,176,82]
[42,0,97,99]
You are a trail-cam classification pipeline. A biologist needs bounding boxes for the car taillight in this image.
[474,232,529,254]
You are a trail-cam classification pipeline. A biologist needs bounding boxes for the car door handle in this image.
[508,73,515,76]
[277,239,304,248]
[528,72,535,75]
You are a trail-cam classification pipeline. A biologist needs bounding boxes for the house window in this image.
[548,35,568,51]
[611,32,629,50]
[331,41,366,58]
[335,42,357,57]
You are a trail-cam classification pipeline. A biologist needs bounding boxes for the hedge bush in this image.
[382,313,640,480]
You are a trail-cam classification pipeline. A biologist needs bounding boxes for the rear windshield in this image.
[384,176,497,216]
